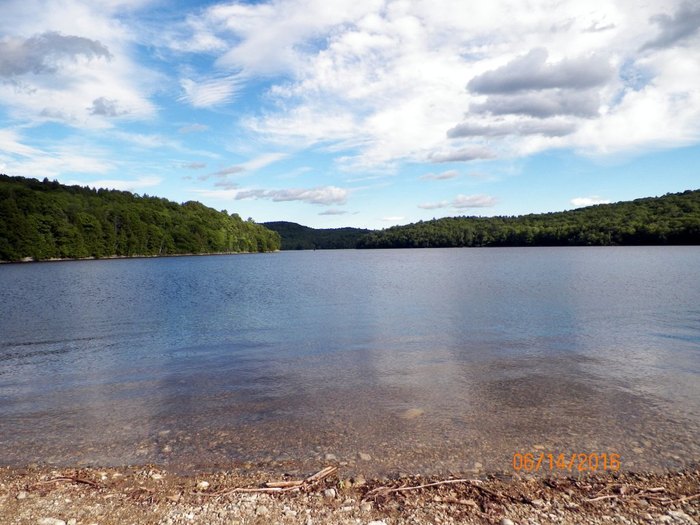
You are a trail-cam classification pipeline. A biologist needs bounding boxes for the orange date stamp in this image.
[512,452,621,472]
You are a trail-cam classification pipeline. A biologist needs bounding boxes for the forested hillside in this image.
[0,175,280,261]
[262,221,370,250]
[357,190,700,248]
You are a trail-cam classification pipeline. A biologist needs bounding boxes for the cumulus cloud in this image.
[471,91,601,119]
[0,3,158,127]
[571,196,611,207]
[88,97,127,117]
[467,48,612,94]
[641,2,700,51]
[165,0,700,166]
[0,31,111,77]
[420,170,459,180]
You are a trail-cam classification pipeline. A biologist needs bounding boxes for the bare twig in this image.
[200,466,339,498]
[30,476,99,489]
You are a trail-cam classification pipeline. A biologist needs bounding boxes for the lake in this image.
[1,247,699,475]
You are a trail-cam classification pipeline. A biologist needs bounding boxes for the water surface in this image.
[1,247,699,475]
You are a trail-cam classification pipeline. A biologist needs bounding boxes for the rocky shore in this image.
[1,464,698,525]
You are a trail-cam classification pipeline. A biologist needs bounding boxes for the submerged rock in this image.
[400,408,424,419]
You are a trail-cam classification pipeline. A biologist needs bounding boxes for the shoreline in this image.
[1,464,698,525]
[0,251,280,265]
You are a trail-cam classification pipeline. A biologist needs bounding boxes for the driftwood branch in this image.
[363,478,523,504]
[199,465,338,498]
[30,476,99,489]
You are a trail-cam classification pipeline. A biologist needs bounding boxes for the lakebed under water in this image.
[1,247,698,476]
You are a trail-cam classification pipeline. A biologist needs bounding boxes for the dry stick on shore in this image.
[200,466,338,498]
[363,478,525,504]
[583,485,700,504]
[30,475,99,490]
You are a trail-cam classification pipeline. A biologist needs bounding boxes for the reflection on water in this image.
[0,247,699,475]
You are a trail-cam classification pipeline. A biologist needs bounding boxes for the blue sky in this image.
[1,0,699,229]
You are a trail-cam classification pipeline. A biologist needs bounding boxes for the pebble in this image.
[474,462,483,470]
[360,502,373,512]
[196,481,210,490]
[324,453,337,461]
[324,488,337,499]
[400,408,424,419]
[38,519,66,525]
[67,520,77,525]
[353,475,366,487]
[358,452,372,461]
[255,505,269,516]
[367,521,388,525]
[16,491,28,500]
[500,519,515,525]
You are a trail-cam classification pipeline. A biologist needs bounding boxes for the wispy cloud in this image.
[318,208,350,215]
[65,176,162,193]
[419,194,498,210]
[195,185,348,205]
[179,74,243,108]
[429,147,496,163]
[182,162,206,169]
[178,123,209,134]
[420,170,459,181]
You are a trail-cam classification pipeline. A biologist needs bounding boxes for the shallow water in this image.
[1,247,699,475]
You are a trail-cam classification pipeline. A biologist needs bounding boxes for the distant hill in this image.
[262,221,370,250]
[357,190,700,248]
[0,174,280,261]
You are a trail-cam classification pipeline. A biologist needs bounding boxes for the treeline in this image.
[357,190,700,248]
[262,221,370,250]
[0,174,280,261]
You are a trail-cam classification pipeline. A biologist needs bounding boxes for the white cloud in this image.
[195,185,348,205]
[381,216,405,222]
[453,194,498,208]
[65,176,162,192]
[173,0,700,167]
[318,208,350,215]
[418,200,449,210]
[240,152,288,171]
[0,129,42,157]
[0,0,158,128]
[419,193,498,210]
[179,74,243,108]
[0,129,115,178]
[571,196,611,207]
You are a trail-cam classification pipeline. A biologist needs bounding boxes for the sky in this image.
[0,0,699,229]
